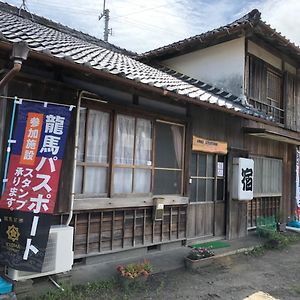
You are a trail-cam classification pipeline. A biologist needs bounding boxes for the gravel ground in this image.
[35,238,300,300]
[131,241,300,300]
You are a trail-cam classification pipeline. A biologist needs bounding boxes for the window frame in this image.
[111,113,154,196]
[247,54,284,124]
[75,106,112,198]
[190,152,226,203]
[250,155,283,198]
[75,103,186,199]
[153,119,185,196]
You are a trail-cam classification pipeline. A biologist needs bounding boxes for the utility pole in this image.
[18,0,34,20]
[99,0,112,42]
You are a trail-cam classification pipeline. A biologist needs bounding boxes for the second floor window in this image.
[248,55,283,123]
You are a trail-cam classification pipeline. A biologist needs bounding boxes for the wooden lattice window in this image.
[248,55,284,123]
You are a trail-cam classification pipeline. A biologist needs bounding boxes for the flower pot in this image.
[184,256,215,270]
[118,275,148,290]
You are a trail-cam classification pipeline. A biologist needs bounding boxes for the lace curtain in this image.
[75,109,109,195]
[113,115,152,194]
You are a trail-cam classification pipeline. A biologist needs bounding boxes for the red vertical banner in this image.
[0,100,73,272]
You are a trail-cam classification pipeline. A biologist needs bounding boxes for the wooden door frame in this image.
[226,148,249,239]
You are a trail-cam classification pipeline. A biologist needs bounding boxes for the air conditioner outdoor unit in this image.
[5,225,74,281]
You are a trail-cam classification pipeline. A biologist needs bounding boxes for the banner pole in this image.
[1,97,18,195]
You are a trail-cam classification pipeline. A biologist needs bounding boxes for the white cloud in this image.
[259,0,300,46]
[3,0,300,52]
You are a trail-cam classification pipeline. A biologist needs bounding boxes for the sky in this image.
[3,0,300,53]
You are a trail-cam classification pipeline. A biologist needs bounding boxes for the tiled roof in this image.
[0,3,270,121]
[141,9,300,61]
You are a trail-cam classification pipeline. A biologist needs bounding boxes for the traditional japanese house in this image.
[141,9,300,240]
[0,3,299,279]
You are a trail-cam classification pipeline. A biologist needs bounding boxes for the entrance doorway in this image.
[187,153,226,239]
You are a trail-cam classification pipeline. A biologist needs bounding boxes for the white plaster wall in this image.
[248,40,282,70]
[162,37,245,97]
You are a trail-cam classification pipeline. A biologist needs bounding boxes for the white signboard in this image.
[232,158,254,200]
[217,162,224,177]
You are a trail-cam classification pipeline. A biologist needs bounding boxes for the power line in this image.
[11,0,189,42]
[111,0,181,19]
[112,18,183,38]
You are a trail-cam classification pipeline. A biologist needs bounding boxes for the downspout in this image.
[0,63,22,90]
[0,42,29,90]
[66,91,83,225]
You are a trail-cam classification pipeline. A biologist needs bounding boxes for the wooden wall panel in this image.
[215,202,226,236]
[187,203,214,238]
[70,205,187,258]
[284,73,300,132]
[190,107,244,150]
[244,135,285,158]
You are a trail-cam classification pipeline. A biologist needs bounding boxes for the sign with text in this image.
[0,100,72,272]
[232,158,254,201]
[192,136,227,154]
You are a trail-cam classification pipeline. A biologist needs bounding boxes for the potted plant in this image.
[185,247,215,270]
[116,259,152,289]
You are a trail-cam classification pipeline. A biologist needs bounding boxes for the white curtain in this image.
[84,167,107,194]
[86,110,109,163]
[114,115,152,194]
[134,169,151,193]
[75,109,109,195]
[171,125,183,169]
[113,168,132,194]
[135,118,152,166]
[114,115,134,165]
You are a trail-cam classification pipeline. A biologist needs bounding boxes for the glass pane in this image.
[83,167,107,194]
[198,179,206,202]
[86,110,110,163]
[133,169,151,193]
[155,122,183,169]
[206,179,214,201]
[153,170,181,194]
[75,166,83,194]
[114,115,135,165]
[190,179,197,202]
[198,154,206,177]
[217,179,224,201]
[190,153,197,176]
[207,154,214,177]
[218,155,225,163]
[113,168,133,194]
[135,118,152,166]
[77,108,86,162]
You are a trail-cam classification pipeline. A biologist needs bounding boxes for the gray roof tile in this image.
[0,4,271,121]
[141,9,300,61]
